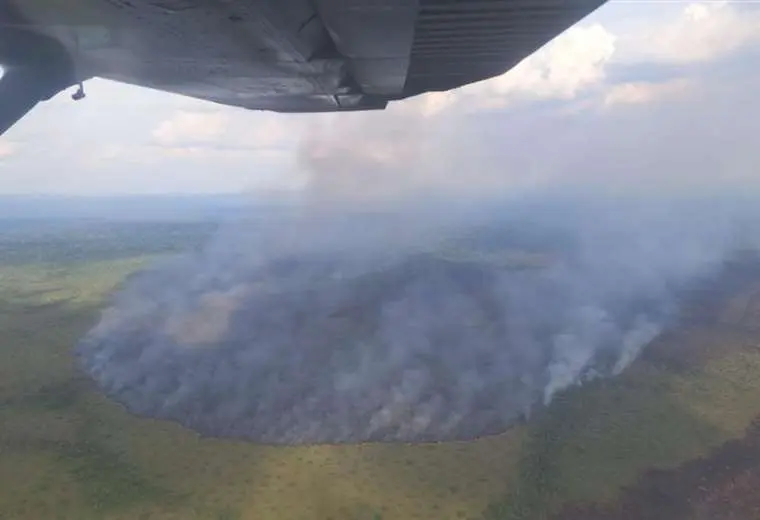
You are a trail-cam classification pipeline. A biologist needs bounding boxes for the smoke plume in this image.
[76,93,760,444]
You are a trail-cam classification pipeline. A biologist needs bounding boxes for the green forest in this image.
[1,220,760,520]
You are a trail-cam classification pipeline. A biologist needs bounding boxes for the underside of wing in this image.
[0,0,608,134]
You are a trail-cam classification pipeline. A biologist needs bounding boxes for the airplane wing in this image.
[0,0,607,136]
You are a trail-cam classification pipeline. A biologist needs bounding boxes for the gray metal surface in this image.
[404,0,608,95]
[0,0,608,135]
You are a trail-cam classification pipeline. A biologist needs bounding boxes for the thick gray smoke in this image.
[76,192,753,444]
[76,79,760,444]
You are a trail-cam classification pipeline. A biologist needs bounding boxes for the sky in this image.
[1,0,759,197]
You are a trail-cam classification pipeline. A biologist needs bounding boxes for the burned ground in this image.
[4,221,760,520]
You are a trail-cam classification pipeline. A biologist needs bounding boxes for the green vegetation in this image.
[0,220,217,265]
[1,219,760,519]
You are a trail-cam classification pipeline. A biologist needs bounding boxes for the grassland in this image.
[1,221,760,520]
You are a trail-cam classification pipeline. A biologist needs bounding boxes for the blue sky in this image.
[1,0,759,197]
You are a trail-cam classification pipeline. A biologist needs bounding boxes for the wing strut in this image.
[0,67,50,136]
[0,1,77,136]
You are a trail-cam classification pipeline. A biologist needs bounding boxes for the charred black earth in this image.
[75,221,705,446]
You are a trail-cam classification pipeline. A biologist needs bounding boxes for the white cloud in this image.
[484,24,616,101]
[411,23,617,115]
[79,143,126,166]
[603,78,694,107]
[152,110,229,146]
[0,140,17,159]
[244,113,295,150]
[410,90,460,118]
[150,108,304,157]
[623,1,760,64]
